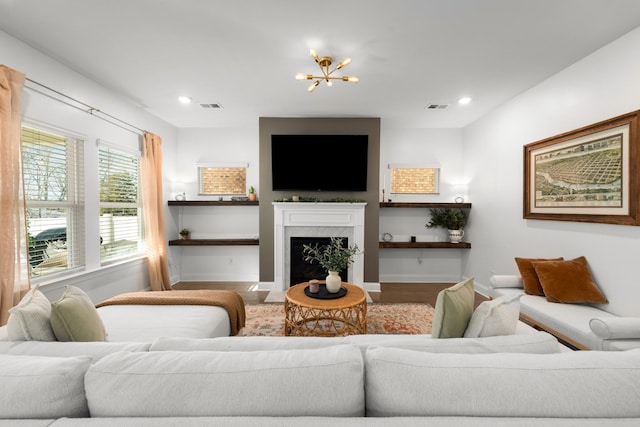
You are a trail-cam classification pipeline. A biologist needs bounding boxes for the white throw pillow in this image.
[6,284,56,341]
[464,293,521,338]
[589,317,640,339]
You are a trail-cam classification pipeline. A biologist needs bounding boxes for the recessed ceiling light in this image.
[458,97,472,105]
[178,96,192,104]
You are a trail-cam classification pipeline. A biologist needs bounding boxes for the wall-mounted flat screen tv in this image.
[271,134,368,192]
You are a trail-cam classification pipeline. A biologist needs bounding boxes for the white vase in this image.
[325,271,342,293]
[448,229,464,243]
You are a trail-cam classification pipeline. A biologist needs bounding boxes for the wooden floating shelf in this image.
[168,200,259,206]
[169,238,259,246]
[379,241,471,249]
[380,202,471,208]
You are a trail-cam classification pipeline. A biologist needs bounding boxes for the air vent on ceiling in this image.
[200,103,223,109]
[425,104,449,110]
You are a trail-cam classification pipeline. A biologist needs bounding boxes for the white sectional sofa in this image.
[489,275,640,351]
[2,334,640,425]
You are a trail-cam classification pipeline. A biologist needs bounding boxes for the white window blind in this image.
[22,126,85,278]
[98,143,143,264]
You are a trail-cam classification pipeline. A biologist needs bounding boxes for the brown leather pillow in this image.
[515,257,564,296]
[532,256,608,304]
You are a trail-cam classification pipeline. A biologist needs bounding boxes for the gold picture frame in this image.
[524,110,640,225]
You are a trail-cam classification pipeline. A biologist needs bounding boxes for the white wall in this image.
[1,30,178,302]
[463,26,640,316]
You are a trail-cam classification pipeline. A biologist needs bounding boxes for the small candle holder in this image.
[308,279,320,293]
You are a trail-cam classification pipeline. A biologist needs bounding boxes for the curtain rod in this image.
[24,77,147,135]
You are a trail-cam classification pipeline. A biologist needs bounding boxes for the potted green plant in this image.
[179,228,190,240]
[302,237,363,293]
[426,208,468,243]
[248,186,256,201]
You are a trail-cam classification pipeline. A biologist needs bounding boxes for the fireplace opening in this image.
[290,237,348,287]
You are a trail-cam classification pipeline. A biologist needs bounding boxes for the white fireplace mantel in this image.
[273,202,366,291]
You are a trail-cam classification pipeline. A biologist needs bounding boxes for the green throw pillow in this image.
[431,277,475,339]
[50,285,107,342]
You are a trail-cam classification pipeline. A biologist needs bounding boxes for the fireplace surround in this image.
[273,202,366,291]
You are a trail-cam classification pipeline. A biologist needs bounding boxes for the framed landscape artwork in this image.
[524,110,640,226]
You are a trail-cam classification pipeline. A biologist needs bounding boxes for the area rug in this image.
[239,303,433,336]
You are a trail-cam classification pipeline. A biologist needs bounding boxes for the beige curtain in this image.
[0,65,30,325]
[141,132,172,291]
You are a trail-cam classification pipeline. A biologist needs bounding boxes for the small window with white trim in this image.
[389,164,440,194]
[197,162,248,196]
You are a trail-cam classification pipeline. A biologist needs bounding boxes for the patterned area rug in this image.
[239,303,434,336]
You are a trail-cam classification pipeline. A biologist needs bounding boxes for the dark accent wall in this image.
[259,117,380,284]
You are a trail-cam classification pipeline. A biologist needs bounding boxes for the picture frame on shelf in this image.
[523,110,639,226]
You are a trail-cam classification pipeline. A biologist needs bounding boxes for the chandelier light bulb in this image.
[310,48,319,61]
[295,73,305,80]
[178,96,192,104]
[458,96,472,105]
[308,80,320,92]
[336,57,351,69]
[326,80,333,87]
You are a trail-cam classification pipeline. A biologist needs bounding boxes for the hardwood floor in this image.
[173,281,488,307]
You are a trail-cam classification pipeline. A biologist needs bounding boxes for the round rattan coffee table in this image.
[284,282,367,337]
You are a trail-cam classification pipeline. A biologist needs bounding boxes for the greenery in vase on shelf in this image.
[425,208,468,230]
[302,237,363,273]
[179,228,190,239]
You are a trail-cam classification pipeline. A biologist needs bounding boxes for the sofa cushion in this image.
[364,347,640,418]
[6,284,56,341]
[350,331,560,354]
[464,293,521,338]
[0,354,90,418]
[0,341,150,361]
[515,257,563,296]
[50,285,107,342]
[431,277,474,338]
[532,256,608,304]
[97,304,231,341]
[86,345,364,417]
[517,293,615,350]
[150,336,348,351]
[589,317,640,339]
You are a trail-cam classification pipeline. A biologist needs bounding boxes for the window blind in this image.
[98,143,143,263]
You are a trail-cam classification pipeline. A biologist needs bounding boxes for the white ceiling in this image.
[2,0,640,129]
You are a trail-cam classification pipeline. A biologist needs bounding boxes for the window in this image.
[22,126,85,278]
[389,165,440,194]
[197,163,248,195]
[98,142,143,264]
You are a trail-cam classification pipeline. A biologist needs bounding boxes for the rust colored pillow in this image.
[532,256,608,304]
[515,257,564,296]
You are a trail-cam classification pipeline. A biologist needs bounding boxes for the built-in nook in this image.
[273,202,366,291]
[290,236,349,287]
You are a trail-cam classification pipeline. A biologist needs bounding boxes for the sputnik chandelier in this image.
[295,49,359,92]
